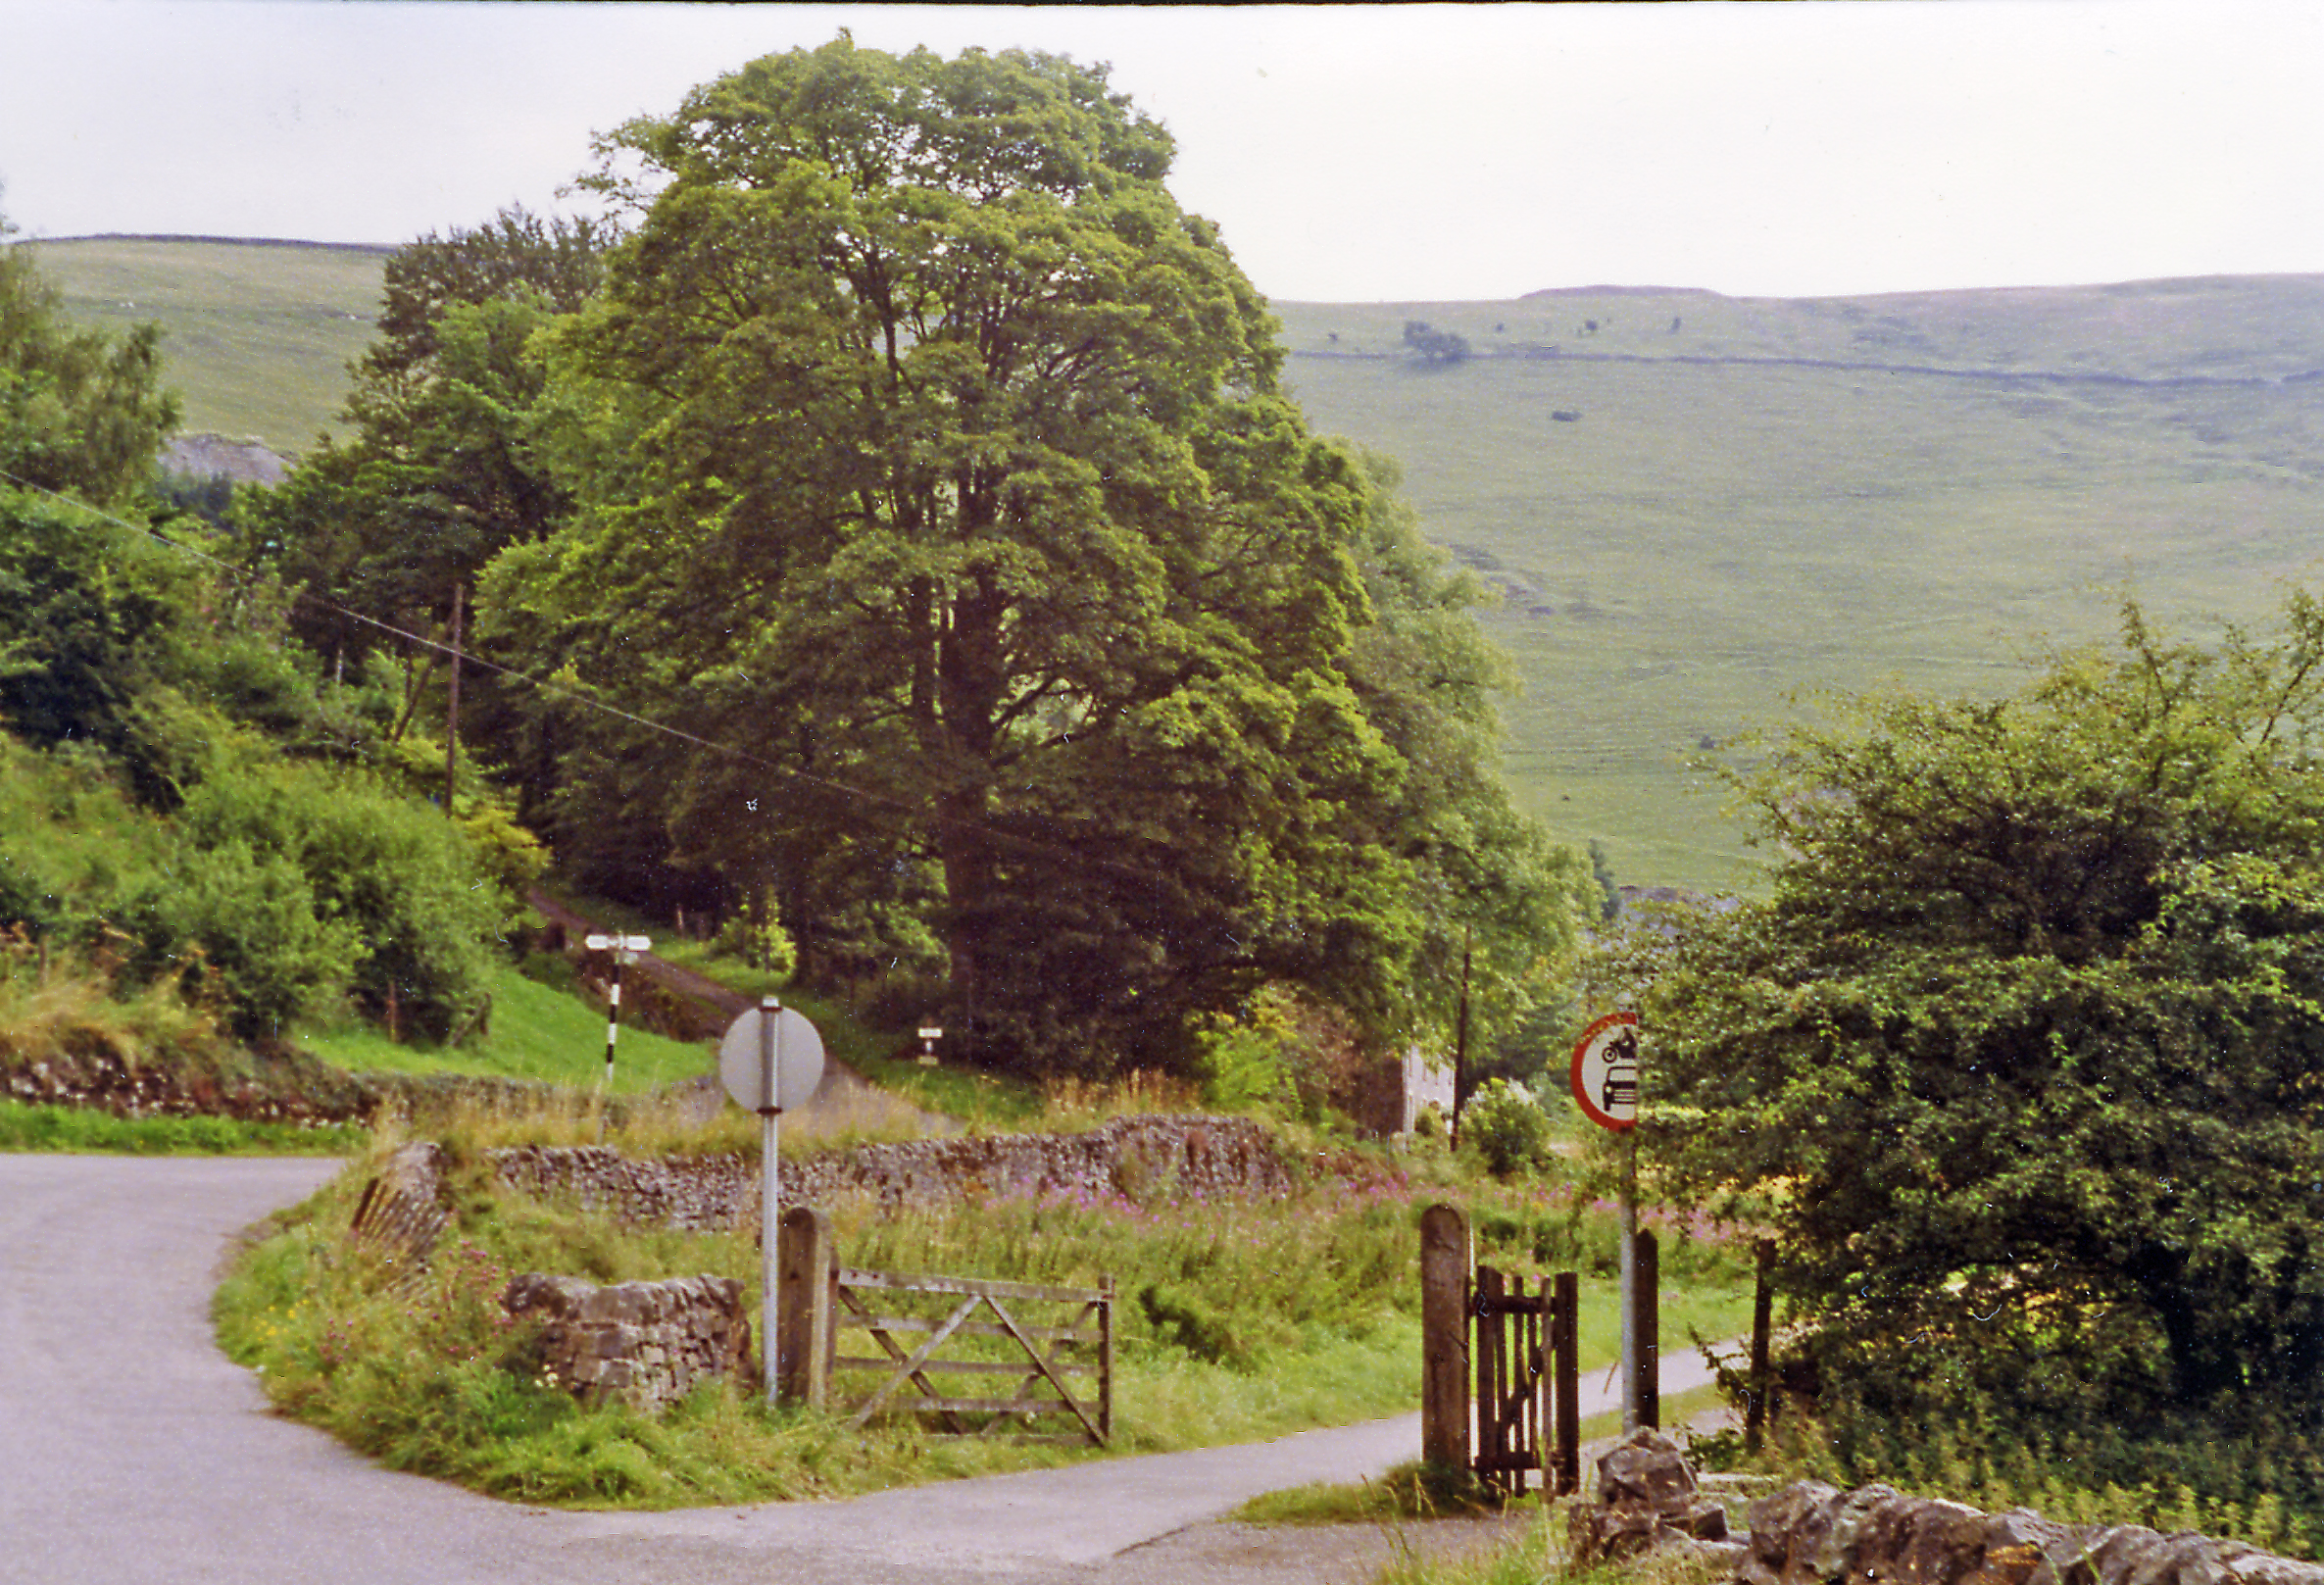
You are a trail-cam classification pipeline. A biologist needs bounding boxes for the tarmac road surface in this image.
[0,1154,1712,1585]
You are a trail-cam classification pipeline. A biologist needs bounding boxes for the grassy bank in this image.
[296,961,718,1096]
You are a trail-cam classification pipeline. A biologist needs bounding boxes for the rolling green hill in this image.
[1275,280,2324,890]
[37,238,2324,892]
[32,235,386,456]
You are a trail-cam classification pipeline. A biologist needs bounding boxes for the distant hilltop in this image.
[19,233,395,256]
[1521,283,1727,299]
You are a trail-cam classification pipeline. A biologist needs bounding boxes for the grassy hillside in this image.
[1276,279,2324,890]
[42,238,2324,891]
[32,235,385,457]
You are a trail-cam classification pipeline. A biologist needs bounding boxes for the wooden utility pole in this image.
[444,581,464,816]
[1450,928,1472,1146]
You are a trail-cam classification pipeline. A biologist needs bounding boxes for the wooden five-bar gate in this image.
[1422,1203,1581,1496]
[777,1208,1113,1447]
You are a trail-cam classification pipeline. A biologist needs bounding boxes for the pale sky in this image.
[3,0,2320,303]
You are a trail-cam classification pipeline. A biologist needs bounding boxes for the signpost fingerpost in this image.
[583,932,651,1142]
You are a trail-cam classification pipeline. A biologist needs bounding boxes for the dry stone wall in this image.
[490,1114,1296,1230]
[502,1272,754,1412]
[1735,1479,2324,1585]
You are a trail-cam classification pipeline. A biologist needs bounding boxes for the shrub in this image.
[714,887,797,979]
[156,752,500,1042]
[1460,1078,1553,1177]
[142,838,360,1038]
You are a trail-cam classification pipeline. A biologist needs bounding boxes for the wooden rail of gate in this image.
[776,1207,1113,1445]
[1472,1263,1579,1497]
[825,1266,1114,1447]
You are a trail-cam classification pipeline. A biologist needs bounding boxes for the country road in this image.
[2,1155,1571,1584]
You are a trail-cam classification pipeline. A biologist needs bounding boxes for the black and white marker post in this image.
[583,932,651,1141]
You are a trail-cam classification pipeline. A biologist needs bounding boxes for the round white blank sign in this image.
[717,1004,826,1113]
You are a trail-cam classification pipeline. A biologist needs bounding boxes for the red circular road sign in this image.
[1570,1011,1640,1132]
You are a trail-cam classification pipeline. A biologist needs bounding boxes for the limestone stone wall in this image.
[1568,1429,2324,1585]
[1735,1475,2324,1585]
[490,1114,1297,1230]
[502,1272,754,1412]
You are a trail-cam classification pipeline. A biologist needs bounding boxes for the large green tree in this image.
[243,207,604,686]
[484,39,1585,1069]
[1624,598,2324,1426]
[0,199,178,509]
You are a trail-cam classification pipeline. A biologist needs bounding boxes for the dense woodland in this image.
[3,35,2320,1540]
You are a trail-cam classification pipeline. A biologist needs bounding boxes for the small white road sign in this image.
[718,1002,826,1114]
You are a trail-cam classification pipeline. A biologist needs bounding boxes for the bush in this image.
[154,752,500,1042]
[714,887,797,979]
[143,838,360,1038]
[1460,1078,1553,1177]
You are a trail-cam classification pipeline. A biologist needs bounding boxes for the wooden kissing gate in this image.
[777,1208,1113,1447]
[1421,1203,1580,1496]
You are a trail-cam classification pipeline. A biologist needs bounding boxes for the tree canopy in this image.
[241,206,603,675]
[468,38,1589,1071]
[0,202,178,509]
[1621,598,2324,1432]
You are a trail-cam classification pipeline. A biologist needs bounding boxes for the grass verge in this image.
[0,1097,360,1155]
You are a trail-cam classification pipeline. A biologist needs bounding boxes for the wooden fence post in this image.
[1746,1237,1774,1454]
[777,1205,833,1409]
[1554,1269,1579,1496]
[1419,1203,1470,1472]
[1100,1274,1116,1447]
[1638,1229,1659,1429]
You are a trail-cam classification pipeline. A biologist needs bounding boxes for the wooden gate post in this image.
[1419,1204,1470,1471]
[776,1205,833,1409]
[1553,1269,1579,1496]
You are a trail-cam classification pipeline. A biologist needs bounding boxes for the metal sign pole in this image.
[759,994,780,1407]
[1620,1126,1639,1431]
[716,995,823,1409]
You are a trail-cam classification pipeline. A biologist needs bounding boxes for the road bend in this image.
[0,1154,1719,1584]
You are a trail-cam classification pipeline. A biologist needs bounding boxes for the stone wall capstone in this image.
[502,1272,754,1413]
[489,1114,1297,1230]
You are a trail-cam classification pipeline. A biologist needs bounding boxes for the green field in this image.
[34,235,385,456]
[39,238,2324,892]
[1277,281,2324,890]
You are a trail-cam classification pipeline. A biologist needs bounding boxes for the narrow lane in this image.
[0,1156,1484,1584]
